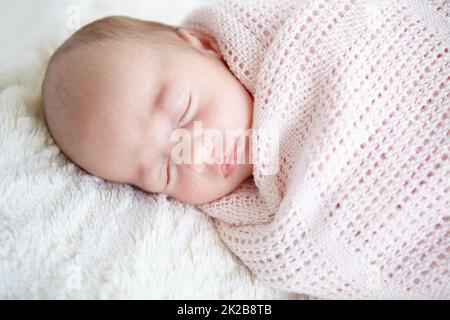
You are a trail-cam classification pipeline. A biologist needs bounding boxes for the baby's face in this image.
[63,31,254,204]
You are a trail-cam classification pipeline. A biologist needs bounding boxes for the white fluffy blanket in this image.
[0,0,295,299]
[185,0,450,299]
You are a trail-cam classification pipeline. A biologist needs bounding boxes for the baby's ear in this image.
[177,28,222,59]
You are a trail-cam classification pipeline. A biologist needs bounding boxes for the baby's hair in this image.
[51,15,183,58]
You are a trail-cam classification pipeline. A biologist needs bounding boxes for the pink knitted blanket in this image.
[183,0,450,299]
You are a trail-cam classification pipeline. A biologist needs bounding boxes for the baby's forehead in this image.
[56,40,186,135]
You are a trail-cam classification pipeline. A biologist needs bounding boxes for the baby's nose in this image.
[189,132,216,173]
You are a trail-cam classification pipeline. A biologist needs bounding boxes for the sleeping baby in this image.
[41,16,255,205]
[42,0,449,299]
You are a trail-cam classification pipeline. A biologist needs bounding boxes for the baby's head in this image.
[42,16,254,205]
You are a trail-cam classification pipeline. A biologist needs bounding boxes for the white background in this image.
[0,0,210,60]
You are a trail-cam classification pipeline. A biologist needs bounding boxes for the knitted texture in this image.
[183,0,450,299]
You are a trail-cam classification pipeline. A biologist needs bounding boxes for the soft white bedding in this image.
[0,0,296,299]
